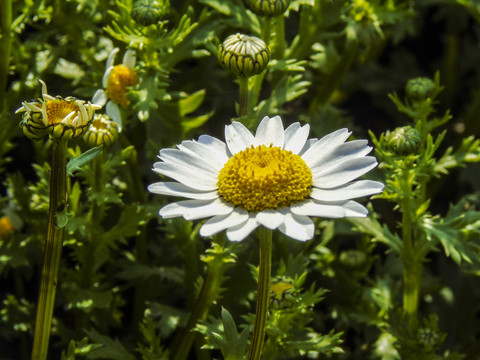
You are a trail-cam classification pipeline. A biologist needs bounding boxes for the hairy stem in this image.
[247,227,273,360]
[31,139,68,360]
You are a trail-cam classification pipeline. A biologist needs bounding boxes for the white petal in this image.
[106,101,123,131]
[313,156,378,188]
[226,215,259,241]
[284,122,310,154]
[225,121,255,154]
[342,201,369,217]
[278,212,315,241]
[301,128,351,164]
[307,140,372,170]
[106,47,119,69]
[311,180,384,201]
[199,209,249,237]
[177,139,229,171]
[123,49,136,68]
[256,210,285,230]
[159,198,233,220]
[298,138,318,156]
[159,148,219,175]
[153,162,218,191]
[148,182,218,200]
[103,64,115,87]
[255,116,284,148]
[39,79,48,97]
[92,89,107,106]
[291,200,347,218]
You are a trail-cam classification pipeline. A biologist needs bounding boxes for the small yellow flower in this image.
[83,114,119,148]
[93,48,137,131]
[0,217,14,240]
[16,80,101,140]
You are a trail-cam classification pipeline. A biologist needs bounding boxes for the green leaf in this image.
[66,146,103,176]
[83,329,136,360]
[420,198,480,265]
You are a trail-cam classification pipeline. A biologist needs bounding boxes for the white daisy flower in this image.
[148,116,384,242]
[92,47,137,131]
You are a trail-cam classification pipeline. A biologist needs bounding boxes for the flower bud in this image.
[131,0,166,26]
[417,327,440,349]
[385,126,422,155]
[83,114,119,148]
[405,77,436,103]
[218,33,270,77]
[339,249,367,268]
[246,0,291,17]
[269,277,296,310]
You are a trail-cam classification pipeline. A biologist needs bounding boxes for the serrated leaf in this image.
[83,329,136,360]
[66,146,103,176]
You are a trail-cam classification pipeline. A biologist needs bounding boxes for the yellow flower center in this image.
[217,145,312,212]
[105,65,137,108]
[91,117,108,131]
[46,100,79,125]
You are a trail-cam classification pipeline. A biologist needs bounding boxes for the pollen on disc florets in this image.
[106,65,138,108]
[45,98,80,125]
[217,145,312,212]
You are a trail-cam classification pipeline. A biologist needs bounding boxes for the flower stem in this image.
[32,139,68,360]
[247,227,272,360]
[172,238,226,360]
[273,16,286,60]
[238,76,249,117]
[0,0,12,114]
[400,165,421,329]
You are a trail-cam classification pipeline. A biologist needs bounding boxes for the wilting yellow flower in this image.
[93,48,137,131]
[16,80,101,140]
[83,113,119,148]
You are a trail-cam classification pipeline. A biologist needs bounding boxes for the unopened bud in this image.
[131,0,166,26]
[83,114,119,148]
[218,33,270,77]
[246,0,291,17]
[385,126,422,155]
[405,77,436,103]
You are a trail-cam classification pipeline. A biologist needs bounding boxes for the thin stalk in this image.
[238,76,249,117]
[31,139,68,360]
[171,238,226,360]
[400,166,420,329]
[272,16,285,60]
[0,0,12,114]
[247,227,273,360]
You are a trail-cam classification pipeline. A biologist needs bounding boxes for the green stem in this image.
[0,0,12,114]
[31,139,68,360]
[171,239,226,360]
[247,227,272,360]
[238,76,249,117]
[273,16,285,60]
[400,166,420,329]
